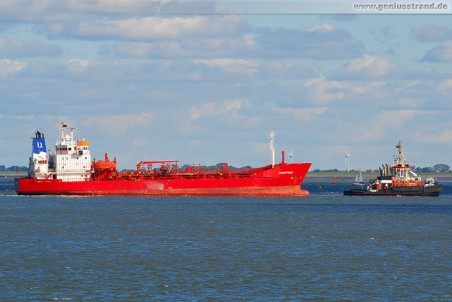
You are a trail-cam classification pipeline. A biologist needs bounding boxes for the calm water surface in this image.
[1,177,451,301]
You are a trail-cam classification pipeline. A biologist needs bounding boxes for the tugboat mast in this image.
[395,140,407,167]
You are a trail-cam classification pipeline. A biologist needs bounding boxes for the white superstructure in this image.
[47,122,92,181]
[28,122,93,182]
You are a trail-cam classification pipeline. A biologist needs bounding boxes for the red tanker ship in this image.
[15,123,311,196]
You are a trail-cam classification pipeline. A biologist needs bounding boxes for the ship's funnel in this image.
[29,131,49,178]
[33,137,47,156]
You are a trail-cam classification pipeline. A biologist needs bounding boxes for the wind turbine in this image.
[288,148,294,163]
[345,147,350,172]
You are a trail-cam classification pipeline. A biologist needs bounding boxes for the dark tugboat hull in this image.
[344,185,442,197]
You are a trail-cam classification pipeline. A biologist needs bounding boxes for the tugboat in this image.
[344,141,442,197]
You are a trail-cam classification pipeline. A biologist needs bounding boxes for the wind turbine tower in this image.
[345,148,350,172]
[289,148,294,164]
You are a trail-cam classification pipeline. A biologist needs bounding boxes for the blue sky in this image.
[1,0,451,170]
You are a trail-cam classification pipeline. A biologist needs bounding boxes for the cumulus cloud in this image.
[193,58,258,75]
[303,75,393,106]
[275,107,329,122]
[112,33,258,59]
[189,99,249,121]
[64,59,91,74]
[0,59,27,76]
[411,25,452,42]
[71,0,217,16]
[46,15,246,41]
[254,23,363,60]
[436,79,452,92]
[416,127,452,143]
[354,109,421,141]
[2,4,361,62]
[0,0,216,22]
[179,98,260,135]
[69,0,159,14]
[304,77,346,104]
[306,23,335,32]
[422,42,452,62]
[85,112,154,136]
[0,37,62,58]
[1,2,451,169]
[114,41,183,58]
[341,54,395,77]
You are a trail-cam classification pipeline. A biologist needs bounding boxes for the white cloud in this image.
[0,0,216,22]
[193,58,258,75]
[412,25,452,42]
[359,110,423,141]
[254,25,363,60]
[180,98,259,135]
[190,102,217,121]
[189,99,249,121]
[83,17,201,39]
[114,41,183,58]
[64,59,90,74]
[69,0,153,14]
[0,59,27,76]
[422,41,452,62]
[307,23,335,32]
[0,37,62,58]
[343,54,395,77]
[275,107,329,122]
[304,77,346,104]
[85,112,153,136]
[0,6,451,170]
[242,34,256,48]
[436,79,452,91]
[48,15,246,41]
[416,127,452,143]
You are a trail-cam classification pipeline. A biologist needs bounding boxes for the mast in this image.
[269,130,275,167]
[395,140,406,166]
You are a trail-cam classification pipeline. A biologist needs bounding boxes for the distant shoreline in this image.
[0,171,27,177]
[306,171,452,178]
[2,171,451,178]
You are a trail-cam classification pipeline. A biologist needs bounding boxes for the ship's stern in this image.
[14,177,23,195]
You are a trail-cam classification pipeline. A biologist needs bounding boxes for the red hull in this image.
[15,163,311,197]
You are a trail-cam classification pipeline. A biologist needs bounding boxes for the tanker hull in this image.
[16,123,311,197]
[16,163,311,197]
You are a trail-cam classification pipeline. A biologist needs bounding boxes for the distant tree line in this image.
[0,165,28,172]
[0,163,253,173]
[313,164,451,173]
[413,164,450,173]
[2,163,451,173]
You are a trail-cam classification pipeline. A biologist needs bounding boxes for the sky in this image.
[0,0,451,171]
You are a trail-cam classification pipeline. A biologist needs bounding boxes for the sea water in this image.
[0,177,451,301]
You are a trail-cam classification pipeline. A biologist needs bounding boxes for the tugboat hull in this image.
[344,185,442,197]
